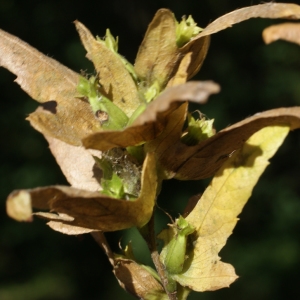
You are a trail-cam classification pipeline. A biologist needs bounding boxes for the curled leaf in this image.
[82,81,220,151]
[171,126,289,291]
[0,28,100,146]
[6,153,157,233]
[45,135,102,191]
[113,258,164,299]
[196,3,300,38]
[169,35,210,84]
[6,191,32,222]
[158,107,300,180]
[263,22,300,45]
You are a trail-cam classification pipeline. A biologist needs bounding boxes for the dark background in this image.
[1,0,300,299]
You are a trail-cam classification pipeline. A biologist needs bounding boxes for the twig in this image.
[141,214,178,300]
[91,231,115,267]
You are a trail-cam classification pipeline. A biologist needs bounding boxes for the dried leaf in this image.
[6,191,32,222]
[134,9,178,88]
[158,107,300,180]
[6,153,157,233]
[168,3,300,82]
[48,221,97,235]
[113,258,164,299]
[197,3,300,38]
[0,28,100,146]
[171,126,289,291]
[75,21,140,117]
[263,22,300,45]
[83,81,220,151]
[45,135,102,191]
[175,35,210,82]
[166,52,193,87]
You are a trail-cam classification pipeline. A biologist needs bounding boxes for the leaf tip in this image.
[6,190,33,222]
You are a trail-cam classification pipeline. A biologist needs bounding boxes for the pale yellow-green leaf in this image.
[172,126,289,291]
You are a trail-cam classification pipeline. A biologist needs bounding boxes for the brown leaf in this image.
[6,191,33,222]
[175,35,210,82]
[263,22,300,45]
[134,9,178,89]
[166,52,193,87]
[45,135,102,191]
[197,3,300,38]
[113,258,164,299]
[0,28,101,146]
[82,81,220,151]
[168,3,300,82]
[6,153,157,233]
[75,21,140,117]
[158,107,300,180]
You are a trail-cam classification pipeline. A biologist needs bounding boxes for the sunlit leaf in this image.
[75,21,140,117]
[175,35,210,85]
[0,28,100,146]
[263,22,300,45]
[196,3,300,38]
[134,9,178,89]
[6,153,157,233]
[158,107,300,180]
[45,135,102,191]
[82,81,220,151]
[113,258,164,299]
[171,126,289,291]
[176,3,300,80]
[6,191,32,222]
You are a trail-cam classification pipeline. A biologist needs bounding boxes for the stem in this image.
[91,231,115,267]
[140,214,178,300]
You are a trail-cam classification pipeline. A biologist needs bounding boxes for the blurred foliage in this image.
[1,0,300,299]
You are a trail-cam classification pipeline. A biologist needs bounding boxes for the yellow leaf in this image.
[171,126,289,291]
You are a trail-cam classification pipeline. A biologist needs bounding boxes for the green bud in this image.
[144,80,161,103]
[94,156,125,198]
[104,28,118,52]
[127,103,147,126]
[126,145,145,165]
[77,76,129,130]
[164,215,195,275]
[176,15,202,47]
[181,113,215,146]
